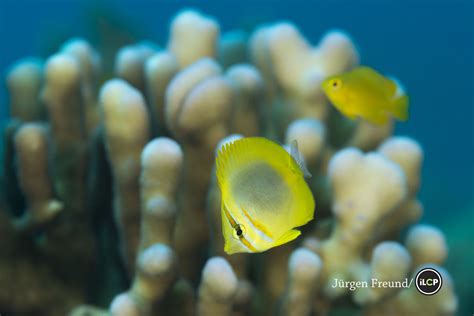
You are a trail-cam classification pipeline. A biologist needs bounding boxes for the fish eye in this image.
[232,224,245,239]
[331,79,341,89]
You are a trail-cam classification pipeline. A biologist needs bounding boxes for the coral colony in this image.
[1,9,457,316]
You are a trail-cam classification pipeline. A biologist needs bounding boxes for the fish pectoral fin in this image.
[273,229,301,247]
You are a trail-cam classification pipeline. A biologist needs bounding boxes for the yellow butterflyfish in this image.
[321,66,409,125]
[216,137,315,255]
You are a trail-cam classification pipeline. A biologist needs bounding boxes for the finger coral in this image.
[101,79,151,273]
[6,58,44,121]
[168,10,219,68]
[13,123,63,231]
[197,257,238,316]
[1,8,458,316]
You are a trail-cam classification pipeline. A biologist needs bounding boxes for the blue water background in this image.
[0,0,473,311]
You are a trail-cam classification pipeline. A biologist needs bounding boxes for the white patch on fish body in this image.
[236,206,274,244]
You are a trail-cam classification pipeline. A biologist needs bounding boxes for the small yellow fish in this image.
[216,137,315,255]
[321,66,409,125]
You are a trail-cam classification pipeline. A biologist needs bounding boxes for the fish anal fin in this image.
[363,109,390,126]
[272,229,301,248]
[345,112,358,120]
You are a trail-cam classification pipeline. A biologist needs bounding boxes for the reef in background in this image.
[1,9,458,316]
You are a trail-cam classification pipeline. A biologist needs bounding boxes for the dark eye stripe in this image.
[223,203,237,227]
[222,203,257,252]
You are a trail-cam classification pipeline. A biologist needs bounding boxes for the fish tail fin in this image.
[392,94,409,121]
[388,77,409,121]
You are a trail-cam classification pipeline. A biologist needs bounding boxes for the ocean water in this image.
[0,0,472,315]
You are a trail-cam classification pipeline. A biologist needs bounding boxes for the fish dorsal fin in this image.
[355,66,397,96]
[216,137,287,186]
[290,140,312,178]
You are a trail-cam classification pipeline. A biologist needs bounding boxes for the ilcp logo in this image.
[415,267,443,295]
